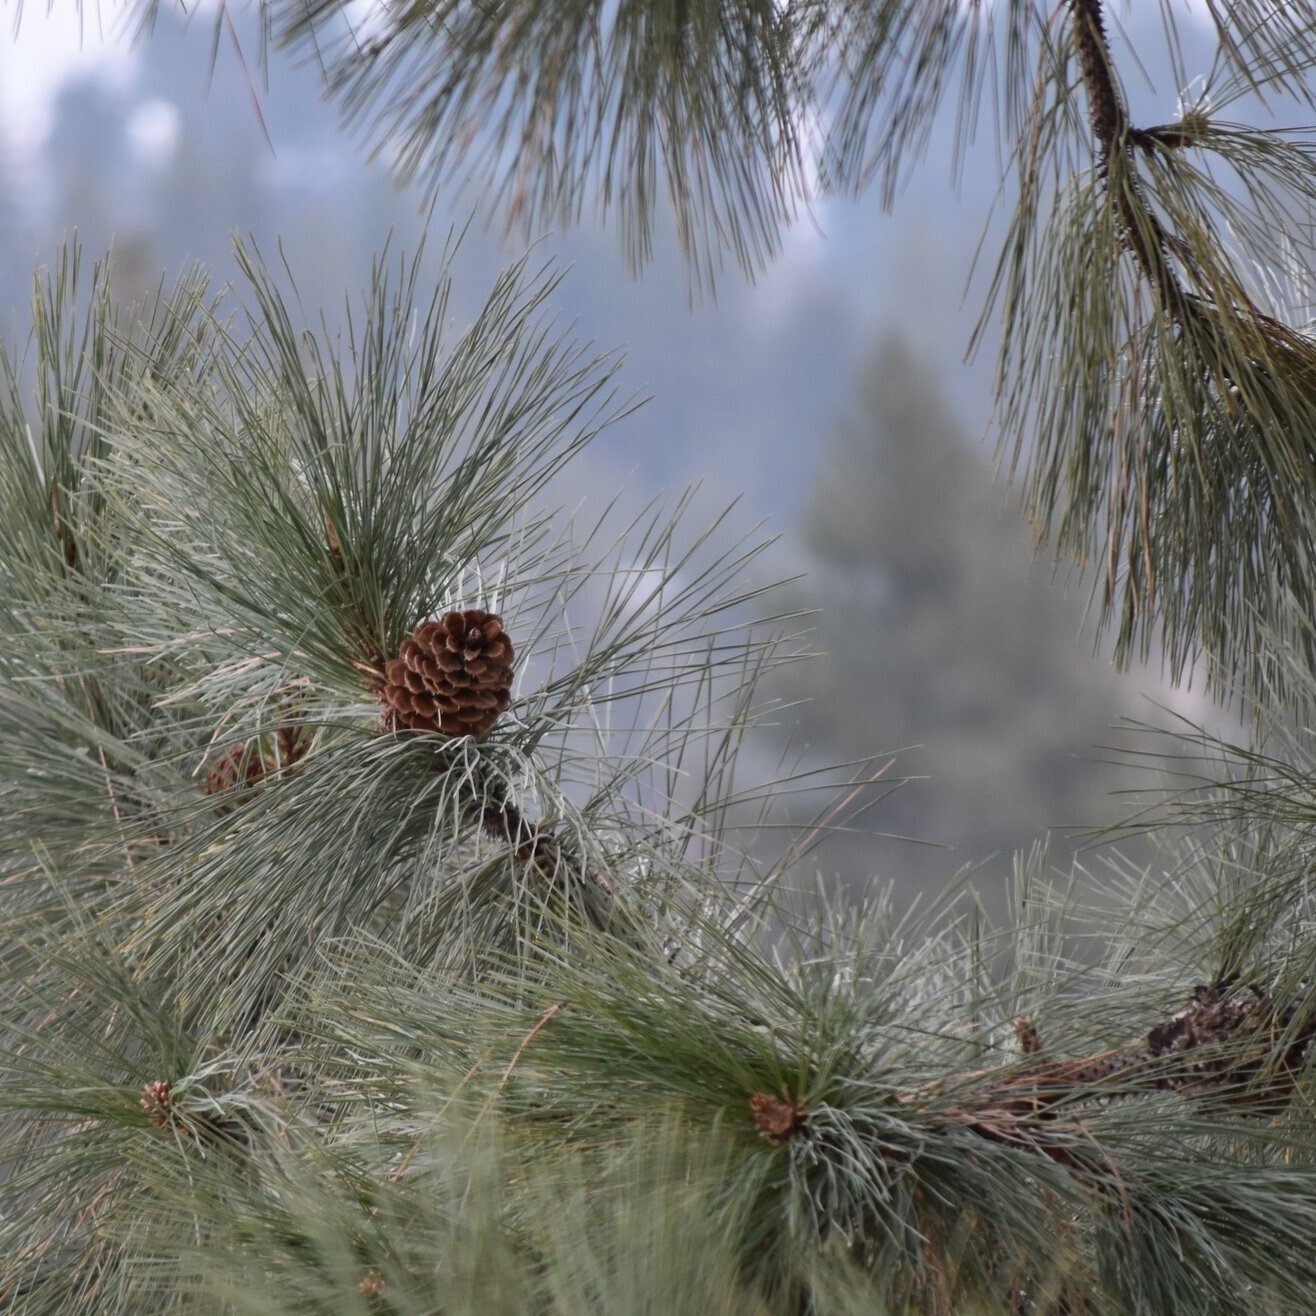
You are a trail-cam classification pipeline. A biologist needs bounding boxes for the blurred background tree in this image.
[765,335,1146,901]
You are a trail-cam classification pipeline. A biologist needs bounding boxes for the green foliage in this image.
[15,231,1316,1315]
[0,241,792,1309]
[249,0,1316,701]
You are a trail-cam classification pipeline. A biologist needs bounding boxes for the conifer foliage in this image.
[9,2,1316,1313]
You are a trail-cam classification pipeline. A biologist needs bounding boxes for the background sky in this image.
[0,2,1052,499]
[0,3,1222,514]
[0,1,1232,901]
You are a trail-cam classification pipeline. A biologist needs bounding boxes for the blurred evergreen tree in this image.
[772,336,1142,898]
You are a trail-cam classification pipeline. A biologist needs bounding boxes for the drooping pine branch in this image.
[981,0,1316,705]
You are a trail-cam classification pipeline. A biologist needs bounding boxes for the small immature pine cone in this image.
[380,610,514,738]
[141,1080,173,1129]
[141,1078,204,1139]
[749,1091,807,1145]
[203,743,271,799]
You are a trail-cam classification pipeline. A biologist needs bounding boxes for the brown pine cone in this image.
[380,610,514,738]
[203,743,270,800]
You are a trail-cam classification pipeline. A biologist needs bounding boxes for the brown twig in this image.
[476,773,618,921]
[747,981,1312,1165]
[1069,0,1191,322]
[96,743,136,873]
[929,979,1313,1156]
[468,1001,566,1136]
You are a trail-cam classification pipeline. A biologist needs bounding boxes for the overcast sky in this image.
[0,2,1220,216]
[0,0,1231,875]
[2,5,139,156]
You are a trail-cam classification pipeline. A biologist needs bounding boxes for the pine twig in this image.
[475,772,619,928]
[929,978,1314,1159]
[1070,0,1191,322]
[751,980,1315,1175]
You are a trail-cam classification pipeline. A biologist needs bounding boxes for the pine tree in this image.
[766,336,1148,902]
[8,3,1316,1313]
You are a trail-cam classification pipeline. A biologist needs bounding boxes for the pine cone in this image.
[141,1080,173,1129]
[749,1091,807,1145]
[203,743,270,800]
[381,610,514,738]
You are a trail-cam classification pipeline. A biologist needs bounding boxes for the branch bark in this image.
[754,980,1314,1171]
[930,979,1313,1162]
[1070,0,1192,322]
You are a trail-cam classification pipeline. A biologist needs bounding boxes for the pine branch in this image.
[750,975,1315,1173]
[1070,0,1190,322]
[20,6,1316,1305]
[474,769,620,930]
[932,978,1313,1153]
[979,1,1316,704]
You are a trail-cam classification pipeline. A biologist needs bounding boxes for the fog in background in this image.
[0,3,1224,906]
